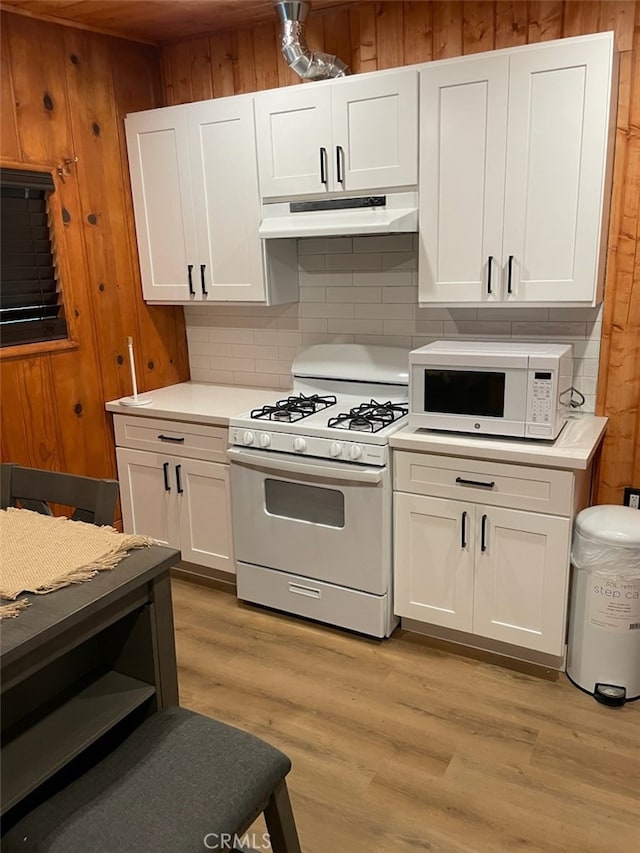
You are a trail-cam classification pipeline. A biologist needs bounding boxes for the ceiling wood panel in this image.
[0,0,351,44]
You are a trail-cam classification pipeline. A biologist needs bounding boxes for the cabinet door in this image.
[125,107,198,302]
[394,493,474,631]
[176,458,234,573]
[255,86,332,197]
[502,36,613,303]
[418,55,509,304]
[473,505,571,655]
[331,69,419,192]
[188,98,266,302]
[116,448,179,548]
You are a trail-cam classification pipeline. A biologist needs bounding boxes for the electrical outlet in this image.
[623,487,640,509]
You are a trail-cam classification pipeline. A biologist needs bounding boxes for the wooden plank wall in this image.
[0,13,190,488]
[162,0,640,506]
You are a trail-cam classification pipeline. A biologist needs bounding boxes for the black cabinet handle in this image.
[320,147,328,186]
[487,255,493,294]
[200,264,207,296]
[336,145,344,184]
[175,464,183,494]
[507,255,514,294]
[481,514,488,552]
[461,511,467,548]
[163,462,170,492]
[158,434,185,443]
[187,264,195,296]
[456,476,495,489]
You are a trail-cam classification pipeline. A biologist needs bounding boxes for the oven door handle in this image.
[227,447,384,484]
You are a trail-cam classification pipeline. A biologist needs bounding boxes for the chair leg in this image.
[264,779,302,853]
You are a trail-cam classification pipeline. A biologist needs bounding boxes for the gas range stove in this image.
[229,343,408,639]
[228,344,409,466]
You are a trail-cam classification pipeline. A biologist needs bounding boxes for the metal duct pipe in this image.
[274,1,350,80]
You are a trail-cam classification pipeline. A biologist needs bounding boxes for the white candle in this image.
[127,336,139,400]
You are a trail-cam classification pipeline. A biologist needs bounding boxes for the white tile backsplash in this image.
[185,235,603,411]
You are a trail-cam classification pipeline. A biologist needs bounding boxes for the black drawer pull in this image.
[187,264,195,295]
[158,434,185,443]
[461,511,467,548]
[481,514,488,552]
[507,254,514,294]
[487,255,493,294]
[336,145,344,184]
[175,464,183,494]
[455,476,495,489]
[200,264,207,296]
[163,462,170,492]
[320,147,328,186]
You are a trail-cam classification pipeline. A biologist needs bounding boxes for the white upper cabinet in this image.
[255,68,419,198]
[188,98,266,302]
[126,98,296,304]
[502,38,613,303]
[420,54,509,304]
[419,32,615,306]
[254,86,332,197]
[125,106,198,303]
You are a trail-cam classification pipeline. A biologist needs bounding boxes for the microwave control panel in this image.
[529,371,554,424]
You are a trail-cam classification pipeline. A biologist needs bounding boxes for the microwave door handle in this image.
[227,447,383,484]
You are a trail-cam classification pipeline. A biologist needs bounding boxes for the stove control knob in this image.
[330,442,342,458]
[242,430,255,446]
[350,444,363,460]
[259,433,271,448]
[293,437,307,453]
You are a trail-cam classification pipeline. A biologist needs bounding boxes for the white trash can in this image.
[566,505,640,705]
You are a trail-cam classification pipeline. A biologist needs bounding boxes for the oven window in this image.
[264,479,345,528]
[424,369,506,417]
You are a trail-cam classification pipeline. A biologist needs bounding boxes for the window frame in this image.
[0,160,78,361]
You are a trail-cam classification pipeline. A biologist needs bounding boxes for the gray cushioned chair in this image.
[2,706,301,852]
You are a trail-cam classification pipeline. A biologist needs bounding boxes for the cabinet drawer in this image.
[114,415,228,463]
[237,562,390,638]
[394,451,573,516]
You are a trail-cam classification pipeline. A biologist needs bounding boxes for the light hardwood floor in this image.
[172,579,640,853]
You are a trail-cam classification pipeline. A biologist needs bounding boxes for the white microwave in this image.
[409,341,573,440]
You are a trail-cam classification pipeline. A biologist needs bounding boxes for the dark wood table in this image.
[0,544,181,816]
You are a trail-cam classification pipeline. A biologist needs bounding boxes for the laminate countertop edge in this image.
[389,416,608,471]
[105,382,286,427]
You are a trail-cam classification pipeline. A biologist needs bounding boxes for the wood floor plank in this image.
[171,579,640,853]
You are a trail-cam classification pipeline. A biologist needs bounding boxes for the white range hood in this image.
[258,192,418,239]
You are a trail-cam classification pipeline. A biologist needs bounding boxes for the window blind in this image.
[1,169,68,348]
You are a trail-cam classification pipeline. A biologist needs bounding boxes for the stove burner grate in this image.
[251,393,337,422]
[327,399,409,433]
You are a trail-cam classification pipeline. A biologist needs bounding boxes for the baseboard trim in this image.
[400,618,564,680]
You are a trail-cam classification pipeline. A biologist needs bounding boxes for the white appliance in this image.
[409,341,573,440]
[258,192,418,239]
[228,344,409,638]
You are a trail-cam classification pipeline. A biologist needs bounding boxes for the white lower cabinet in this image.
[115,416,234,576]
[394,451,576,659]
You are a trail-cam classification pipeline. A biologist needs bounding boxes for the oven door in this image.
[228,448,390,595]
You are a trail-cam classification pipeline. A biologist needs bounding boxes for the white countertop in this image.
[106,382,287,427]
[389,415,608,470]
